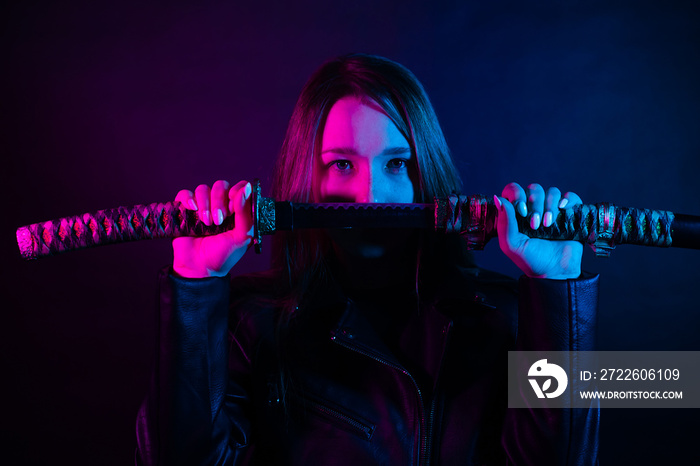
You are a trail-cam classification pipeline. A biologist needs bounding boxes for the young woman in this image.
[136,53,599,465]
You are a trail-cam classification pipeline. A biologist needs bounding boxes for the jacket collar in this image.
[296,264,498,368]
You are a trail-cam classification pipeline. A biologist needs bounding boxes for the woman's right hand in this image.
[172,180,254,278]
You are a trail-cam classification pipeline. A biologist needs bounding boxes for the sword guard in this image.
[252,179,262,253]
[590,202,617,257]
[251,178,276,254]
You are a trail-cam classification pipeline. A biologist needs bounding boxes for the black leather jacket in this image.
[136,266,600,465]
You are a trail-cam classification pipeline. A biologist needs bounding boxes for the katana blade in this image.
[15,179,700,260]
[274,202,435,230]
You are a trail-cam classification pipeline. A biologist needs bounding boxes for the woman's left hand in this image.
[494,182,583,280]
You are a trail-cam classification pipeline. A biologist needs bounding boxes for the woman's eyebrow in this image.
[382,146,411,156]
[320,146,411,155]
[321,147,358,155]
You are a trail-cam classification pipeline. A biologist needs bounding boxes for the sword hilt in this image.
[434,195,680,256]
[15,201,237,260]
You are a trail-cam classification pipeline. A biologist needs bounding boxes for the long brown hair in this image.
[270,53,464,315]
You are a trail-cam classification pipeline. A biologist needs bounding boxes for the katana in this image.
[15,179,700,260]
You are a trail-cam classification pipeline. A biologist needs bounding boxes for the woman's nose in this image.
[357,171,385,203]
[357,188,375,203]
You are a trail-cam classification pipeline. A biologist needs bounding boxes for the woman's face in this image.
[314,96,415,203]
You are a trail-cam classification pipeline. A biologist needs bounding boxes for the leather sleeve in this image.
[502,272,600,466]
[135,268,251,466]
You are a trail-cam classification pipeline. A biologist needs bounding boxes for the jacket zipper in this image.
[423,321,453,466]
[330,336,428,466]
[424,396,437,466]
[301,396,375,440]
[270,381,375,440]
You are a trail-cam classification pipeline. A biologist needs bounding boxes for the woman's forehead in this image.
[321,96,409,154]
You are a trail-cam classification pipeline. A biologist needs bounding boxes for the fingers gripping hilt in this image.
[435,195,676,256]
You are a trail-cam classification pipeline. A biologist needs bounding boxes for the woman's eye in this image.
[386,158,408,171]
[328,160,353,172]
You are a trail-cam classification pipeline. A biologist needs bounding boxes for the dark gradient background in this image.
[2,1,699,464]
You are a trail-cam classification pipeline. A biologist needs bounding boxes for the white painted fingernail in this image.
[517,201,527,217]
[215,209,224,225]
[559,198,568,209]
[543,211,553,227]
[493,195,502,210]
[244,182,252,200]
[530,212,541,229]
[188,199,198,211]
[203,210,211,226]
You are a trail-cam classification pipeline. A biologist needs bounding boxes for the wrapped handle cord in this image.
[16,202,235,260]
[16,193,700,260]
[438,195,694,257]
